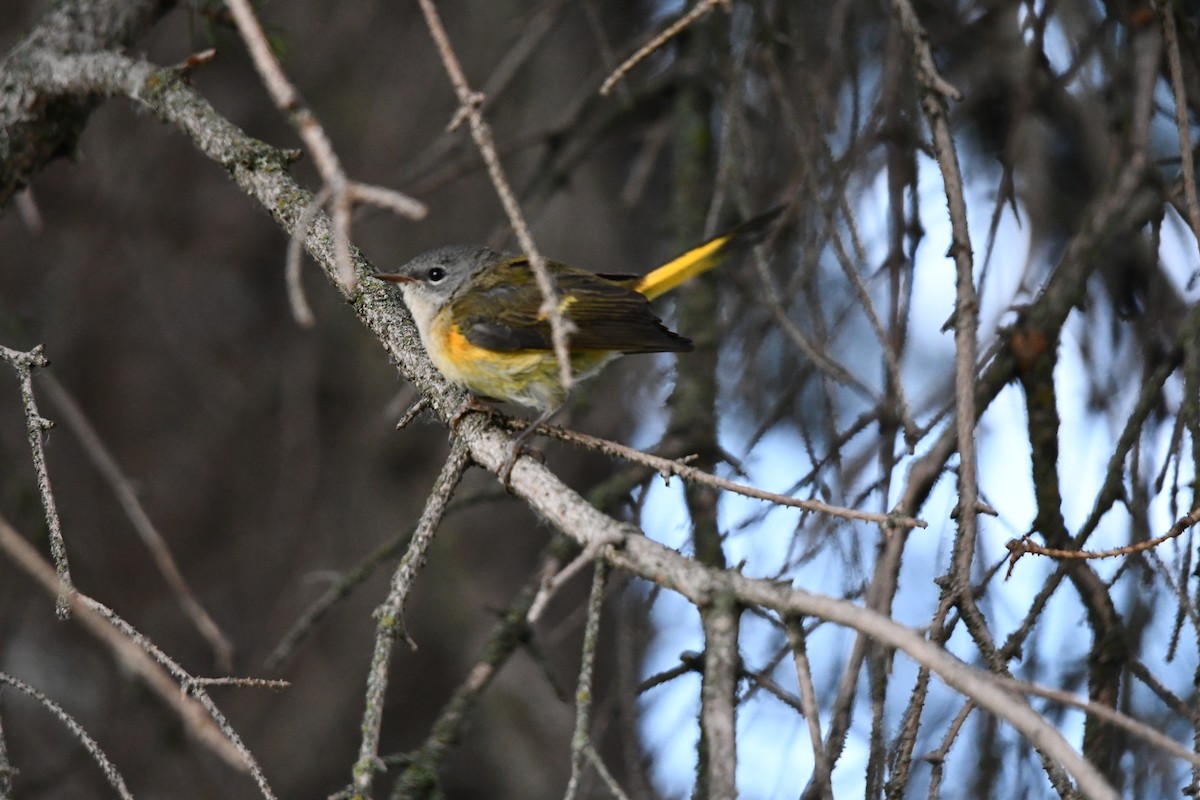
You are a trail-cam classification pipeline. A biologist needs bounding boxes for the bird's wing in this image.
[454,258,692,354]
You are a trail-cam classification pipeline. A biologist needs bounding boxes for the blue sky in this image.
[631,141,1200,796]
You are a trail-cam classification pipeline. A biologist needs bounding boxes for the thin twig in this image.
[747,239,879,401]
[923,700,975,799]
[0,344,72,616]
[395,396,431,431]
[883,0,962,101]
[786,619,832,795]
[264,524,416,671]
[415,0,576,392]
[38,373,235,672]
[511,418,926,529]
[1006,506,1200,566]
[889,0,978,581]
[393,1,568,190]
[223,0,425,296]
[712,566,1121,799]
[80,595,278,798]
[563,562,607,800]
[0,673,132,799]
[262,481,505,671]
[824,227,920,440]
[285,185,331,327]
[0,513,276,795]
[529,540,612,625]
[388,543,563,798]
[583,745,633,800]
[189,677,290,690]
[1157,2,1200,254]
[599,0,732,96]
[0,706,10,799]
[993,673,1200,766]
[883,19,1013,792]
[351,439,471,797]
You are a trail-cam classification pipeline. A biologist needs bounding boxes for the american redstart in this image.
[375,207,782,479]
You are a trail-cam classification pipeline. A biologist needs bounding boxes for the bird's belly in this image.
[428,317,612,410]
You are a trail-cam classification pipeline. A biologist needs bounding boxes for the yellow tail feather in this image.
[632,207,782,301]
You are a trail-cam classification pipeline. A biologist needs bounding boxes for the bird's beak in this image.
[371,272,416,284]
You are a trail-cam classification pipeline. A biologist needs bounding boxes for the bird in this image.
[375,208,782,481]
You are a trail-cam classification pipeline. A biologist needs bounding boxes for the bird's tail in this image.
[633,206,783,301]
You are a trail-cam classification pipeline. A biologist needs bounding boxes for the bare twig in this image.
[0,344,72,616]
[265,484,512,669]
[513,418,927,530]
[223,0,425,297]
[993,673,1200,766]
[529,540,614,625]
[826,231,920,440]
[264,524,415,671]
[786,619,832,795]
[0,672,132,799]
[923,700,975,798]
[883,0,962,101]
[0,707,11,798]
[394,1,568,189]
[38,373,235,672]
[889,0,979,581]
[1006,506,1200,567]
[395,396,432,431]
[1157,2,1200,254]
[582,745,633,800]
[0,513,276,795]
[77,595,278,798]
[748,248,879,401]
[708,566,1120,799]
[351,440,471,796]
[285,184,331,327]
[599,0,732,96]
[415,0,575,392]
[189,677,290,690]
[563,562,608,800]
[389,544,562,798]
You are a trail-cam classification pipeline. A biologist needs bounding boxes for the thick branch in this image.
[696,595,740,800]
[0,0,172,206]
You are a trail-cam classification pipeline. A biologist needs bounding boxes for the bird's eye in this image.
[427,267,446,282]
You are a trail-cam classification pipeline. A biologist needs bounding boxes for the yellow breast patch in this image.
[424,308,615,411]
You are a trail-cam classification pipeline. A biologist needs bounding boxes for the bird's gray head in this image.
[375,245,500,306]
[373,245,503,337]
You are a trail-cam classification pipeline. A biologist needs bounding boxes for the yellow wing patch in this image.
[535,293,578,321]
